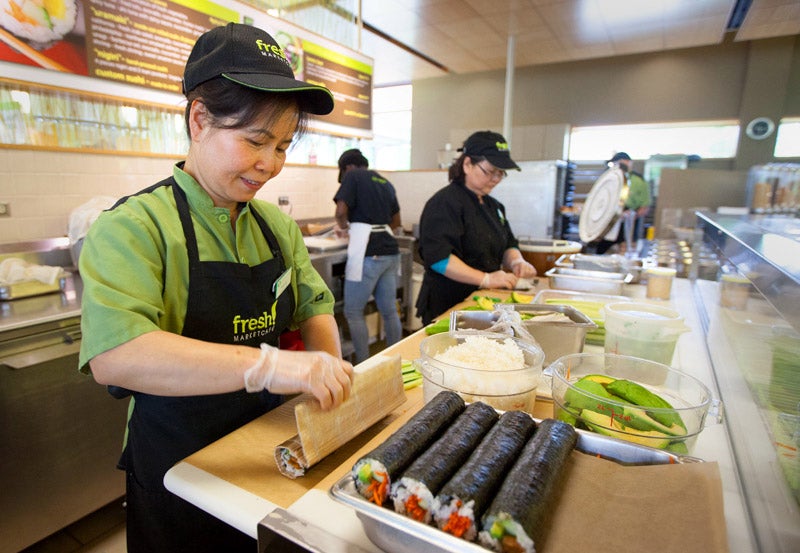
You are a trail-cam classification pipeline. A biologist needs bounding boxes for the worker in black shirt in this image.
[415,131,536,325]
[333,149,403,363]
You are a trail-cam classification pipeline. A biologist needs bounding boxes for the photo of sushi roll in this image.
[351,390,465,506]
[433,410,537,541]
[479,418,578,553]
[390,401,499,524]
[1,0,77,46]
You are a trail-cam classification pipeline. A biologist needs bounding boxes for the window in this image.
[568,121,740,161]
[288,84,412,170]
[371,84,412,170]
[774,118,800,158]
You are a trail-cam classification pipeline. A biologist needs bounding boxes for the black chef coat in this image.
[415,180,519,324]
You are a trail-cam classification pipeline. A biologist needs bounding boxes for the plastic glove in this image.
[509,258,537,278]
[244,344,354,410]
[480,270,518,290]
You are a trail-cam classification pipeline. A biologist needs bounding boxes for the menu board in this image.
[0,0,373,135]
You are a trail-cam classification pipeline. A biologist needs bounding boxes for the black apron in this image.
[122,181,294,553]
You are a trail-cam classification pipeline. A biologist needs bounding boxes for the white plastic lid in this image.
[579,168,626,243]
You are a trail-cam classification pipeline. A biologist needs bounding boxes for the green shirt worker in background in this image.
[595,151,653,254]
[78,23,353,553]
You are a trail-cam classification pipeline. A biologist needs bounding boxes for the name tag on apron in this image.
[273,268,292,297]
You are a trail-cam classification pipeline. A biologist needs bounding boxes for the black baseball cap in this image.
[337,148,368,182]
[182,23,334,115]
[609,152,632,163]
[459,130,520,171]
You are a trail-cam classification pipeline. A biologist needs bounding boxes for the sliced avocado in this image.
[510,291,534,303]
[580,409,671,449]
[556,408,578,426]
[621,406,687,437]
[357,463,372,483]
[581,374,617,386]
[606,379,687,430]
[564,379,626,417]
[475,296,496,310]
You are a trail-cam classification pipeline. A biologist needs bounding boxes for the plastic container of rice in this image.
[415,332,544,414]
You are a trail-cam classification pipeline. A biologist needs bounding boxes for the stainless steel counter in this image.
[0,271,82,332]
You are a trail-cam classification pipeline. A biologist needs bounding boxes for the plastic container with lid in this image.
[645,267,677,300]
[602,302,690,375]
[719,274,751,309]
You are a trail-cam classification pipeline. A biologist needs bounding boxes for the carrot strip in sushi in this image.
[351,391,465,505]
[433,410,537,541]
[391,401,499,523]
[479,418,578,553]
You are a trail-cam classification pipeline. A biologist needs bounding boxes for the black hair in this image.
[183,77,308,140]
[448,153,486,183]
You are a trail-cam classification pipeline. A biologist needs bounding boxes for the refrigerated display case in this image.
[744,163,800,214]
[695,211,800,553]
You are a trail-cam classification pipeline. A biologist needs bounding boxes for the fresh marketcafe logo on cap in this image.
[496,141,510,152]
[256,39,291,68]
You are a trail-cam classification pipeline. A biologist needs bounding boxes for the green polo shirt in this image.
[79,163,334,373]
[625,172,652,211]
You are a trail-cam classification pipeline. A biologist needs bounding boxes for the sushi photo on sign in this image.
[0,0,88,74]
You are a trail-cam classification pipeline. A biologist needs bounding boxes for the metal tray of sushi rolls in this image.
[329,424,702,553]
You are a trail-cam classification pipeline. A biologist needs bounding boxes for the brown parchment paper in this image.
[537,452,728,553]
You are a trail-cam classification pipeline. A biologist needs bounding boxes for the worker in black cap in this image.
[78,23,353,552]
[415,130,537,325]
[596,152,652,254]
[333,148,403,363]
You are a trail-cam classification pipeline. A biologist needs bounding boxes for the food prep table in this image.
[164,279,757,553]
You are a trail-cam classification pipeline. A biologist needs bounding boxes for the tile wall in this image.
[0,148,352,245]
[0,147,452,246]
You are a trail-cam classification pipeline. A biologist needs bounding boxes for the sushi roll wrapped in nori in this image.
[351,391,465,505]
[433,410,537,541]
[479,418,577,553]
[391,401,499,523]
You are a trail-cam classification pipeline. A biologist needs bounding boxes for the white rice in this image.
[479,512,535,553]
[1,0,77,44]
[352,458,388,499]
[429,336,539,405]
[390,477,435,524]
[436,336,525,372]
[433,496,478,541]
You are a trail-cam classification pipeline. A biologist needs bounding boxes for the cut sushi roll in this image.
[391,401,498,523]
[479,418,577,553]
[351,390,465,505]
[1,0,77,44]
[433,410,537,541]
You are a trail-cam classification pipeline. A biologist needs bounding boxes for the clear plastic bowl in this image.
[549,352,722,454]
[415,331,544,414]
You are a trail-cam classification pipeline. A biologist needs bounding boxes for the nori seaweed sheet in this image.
[355,390,465,478]
[400,401,499,494]
[482,418,578,547]
[437,410,537,519]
